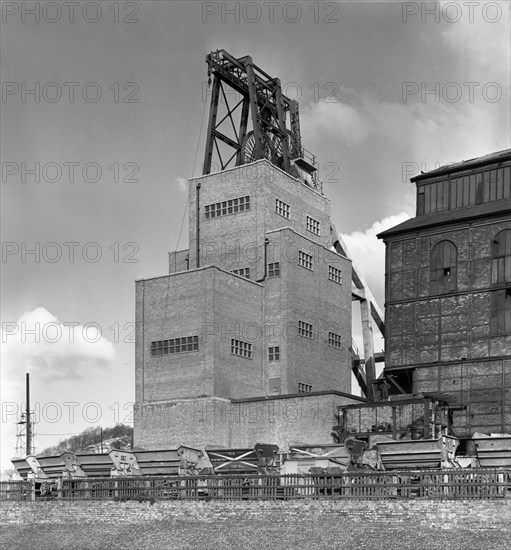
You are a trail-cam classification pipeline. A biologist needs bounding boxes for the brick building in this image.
[378,149,511,442]
[134,159,362,449]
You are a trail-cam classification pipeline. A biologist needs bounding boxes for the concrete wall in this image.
[134,392,361,450]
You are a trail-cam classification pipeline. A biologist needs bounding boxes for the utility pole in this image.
[26,373,32,456]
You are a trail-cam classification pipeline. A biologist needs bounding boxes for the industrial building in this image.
[133,51,383,451]
[378,149,511,446]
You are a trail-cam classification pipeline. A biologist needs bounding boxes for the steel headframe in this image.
[202,49,317,186]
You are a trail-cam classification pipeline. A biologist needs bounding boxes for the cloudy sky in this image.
[1,1,509,470]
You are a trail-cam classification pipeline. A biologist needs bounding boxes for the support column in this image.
[360,299,376,401]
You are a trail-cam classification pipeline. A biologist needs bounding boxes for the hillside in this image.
[39,424,133,455]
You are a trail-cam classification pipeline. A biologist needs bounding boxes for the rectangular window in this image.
[268,346,280,361]
[298,251,313,270]
[419,166,511,217]
[204,196,250,219]
[306,216,320,235]
[231,338,252,359]
[298,383,312,393]
[269,377,281,395]
[417,188,425,215]
[275,199,290,219]
[150,335,199,357]
[328,332,342,349]
[268,262,280,278]
[232,267,250,279]
[298,320,313,339]
[328,265,342,285]
[490,288,511,336]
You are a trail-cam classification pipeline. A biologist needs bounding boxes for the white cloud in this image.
[341,212,411,305]
[1,307,116,384]
[175,177,188,192]
[1,308,124,471]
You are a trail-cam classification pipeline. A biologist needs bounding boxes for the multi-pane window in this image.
[490,230,511,336]
[232,267,250,279]
[430,240,457,295]
[298,383,312,393]
[231,338,252,359]
[275,199,290,219]
[150,336,199,357]
[298,251,313,270]
[328,265,342,285]
[204,196,250,219]
[268,346,280,361]
[417,165,511,215]
[298,320,313,339]
[491,289,511,336]
[268,262,280,278]
[328,332,342,349]
[491,230,511,284]
[306,216,320,235]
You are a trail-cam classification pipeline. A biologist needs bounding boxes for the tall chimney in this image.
[26,373,32,456]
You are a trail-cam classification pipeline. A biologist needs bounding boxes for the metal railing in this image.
[2,469,509,502]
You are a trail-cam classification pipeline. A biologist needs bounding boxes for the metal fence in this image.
[2,469,510,502]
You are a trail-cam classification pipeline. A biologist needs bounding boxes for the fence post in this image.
[29,480,35,502]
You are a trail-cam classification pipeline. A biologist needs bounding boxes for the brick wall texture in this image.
[1,499,510,550]
[136,159,354,453]
[134,392,362,450]
[383,213,511,437]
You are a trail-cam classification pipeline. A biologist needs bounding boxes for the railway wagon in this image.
[280,444,349,475]
[375,435,459,470]
[473,435,511,467]
[133,447,203,476]
[204,443,280,475]
[10,456,45,480]
[36,452,87,479]
[75,449,141,477]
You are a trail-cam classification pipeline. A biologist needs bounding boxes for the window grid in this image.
[205,196,250,219]
[490,288,511,336]
[328,332,342,349]
[275,199,290,219]
[298,320,313,339]
[491,230,511,336]
[417,165,511,216]
[231,338,252,359]
[298,251,313,271]
[328,265,342,284]
[268,262,280,278]
[268,346,280,362]
[298,383,312,393]
[491,230,511,285]
[150,335,199,357]
[306,216,320,235]
[232,267,250,279]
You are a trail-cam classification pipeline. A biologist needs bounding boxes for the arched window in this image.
[490,229,511,335]
[491,229,511,284]
[430,241,457,295]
